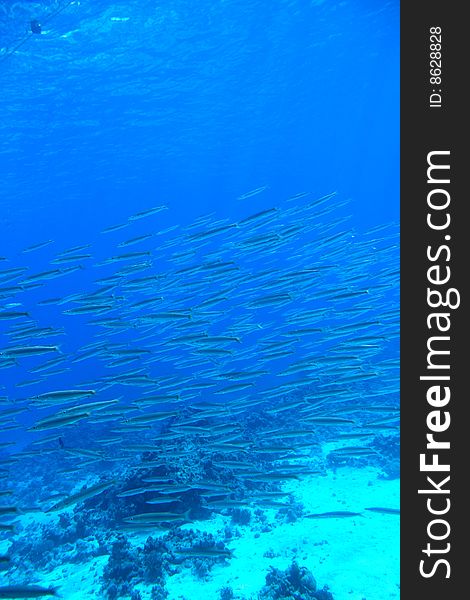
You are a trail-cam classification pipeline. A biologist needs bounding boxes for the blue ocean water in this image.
[0,2,399,599]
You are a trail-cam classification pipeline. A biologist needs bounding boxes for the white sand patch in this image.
[38,555,109,600]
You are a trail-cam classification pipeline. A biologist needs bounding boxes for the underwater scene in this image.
[0,1,399,599]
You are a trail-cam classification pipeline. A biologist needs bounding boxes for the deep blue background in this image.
[1,0,399,432]
[1,0,399,252]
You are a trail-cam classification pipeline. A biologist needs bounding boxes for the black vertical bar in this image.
[401,3,466,599]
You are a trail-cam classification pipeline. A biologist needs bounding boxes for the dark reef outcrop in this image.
[258,561,334,600]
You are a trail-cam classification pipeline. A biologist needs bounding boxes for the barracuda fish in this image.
[122,509,191,523]
[21,270,63,283]
[336,432,375,440]
[328,447,378,457]
[170,425,212,435]
[0,345,60,358]
[29,412,91,431]
[65,448,104,459]
[64,305,113,315]
[305,416,356,425]
[101,222,130,234]
[0,311,29,320]
[138,394,180,404]
[0,286,23,297]
[306,511,363,518]
[0,267,29,278]
[255,500,292,509]
[33,389,95,401]
[57,244,92,256]
[237,185,269,200]
[58,398,120,414]
[29,359,67,374]
[128,206,168,221]
[124,410,179,424]
[365,507,400,515]
[30,434,63,446]
[132,295,165,308]
[0,585,58,598]
[50,254,92,265]
[22,240,54,253]
[45,480,116,512]
[102,251,152,265]
[0,506,20,516]
[187,223,238,241]
[117,487,152,498]
[176,547,234,559]
[0,406,28,418]
[214,383,254,395]
[194,348,232,356]
[118,234,154,247]
[237,207,278,226]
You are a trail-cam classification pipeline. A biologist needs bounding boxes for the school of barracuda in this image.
[0,191,399,595]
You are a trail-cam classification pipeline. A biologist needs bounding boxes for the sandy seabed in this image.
[2,464,399,600]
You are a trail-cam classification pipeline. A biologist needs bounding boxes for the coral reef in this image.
[326,432,400,481]
[230,508,251,526]
[100,529,232,597]
[371,434,400,480]
[101,535,142,599]
[258,561,334,600]
[150,584,169,599]
[7,511,109,574]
